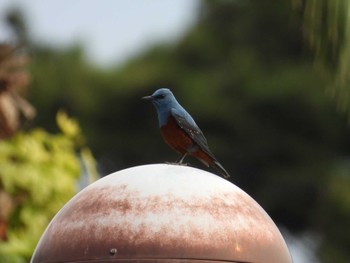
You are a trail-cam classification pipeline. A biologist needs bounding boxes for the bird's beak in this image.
[141,95,153,100]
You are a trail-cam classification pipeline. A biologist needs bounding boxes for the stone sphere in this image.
[31,164,292,263]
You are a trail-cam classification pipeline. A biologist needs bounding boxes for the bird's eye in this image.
[155,94,165,99]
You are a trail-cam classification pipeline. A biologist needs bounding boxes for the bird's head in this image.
[142,88,176,111]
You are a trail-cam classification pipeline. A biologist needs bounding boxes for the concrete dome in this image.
[31,164,292,263]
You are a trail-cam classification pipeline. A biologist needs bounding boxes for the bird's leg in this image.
[176,153,187,164]
[165,153,189,166]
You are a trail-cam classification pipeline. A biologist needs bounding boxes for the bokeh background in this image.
[1,0,350,262]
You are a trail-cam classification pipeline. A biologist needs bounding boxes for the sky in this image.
[0,0,199,66]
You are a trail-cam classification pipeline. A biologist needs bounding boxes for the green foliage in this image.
[0,113,84,262]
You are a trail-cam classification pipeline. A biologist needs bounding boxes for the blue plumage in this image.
[149,88,196,128]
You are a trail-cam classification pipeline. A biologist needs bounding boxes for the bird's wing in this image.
[170,108,216,159]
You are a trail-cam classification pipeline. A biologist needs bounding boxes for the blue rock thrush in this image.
[143,88,230,178]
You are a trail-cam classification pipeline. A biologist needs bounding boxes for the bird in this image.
[142,88,230,178]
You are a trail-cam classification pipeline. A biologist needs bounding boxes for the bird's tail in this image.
[211,160,230,178]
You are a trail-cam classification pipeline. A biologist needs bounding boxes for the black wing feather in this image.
[171,109,231,178]
[171,110,217,160]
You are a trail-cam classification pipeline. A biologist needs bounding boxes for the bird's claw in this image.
[165,161,189,166]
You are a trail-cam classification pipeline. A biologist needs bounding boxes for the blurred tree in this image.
[0,44,35,139]
[293,0,350,111]
[0,8,98,263]
[5,8,29,46]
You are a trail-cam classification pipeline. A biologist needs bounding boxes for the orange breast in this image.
[160,115,194,154]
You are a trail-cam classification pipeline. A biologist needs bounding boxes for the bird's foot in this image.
[165,161,189,166]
